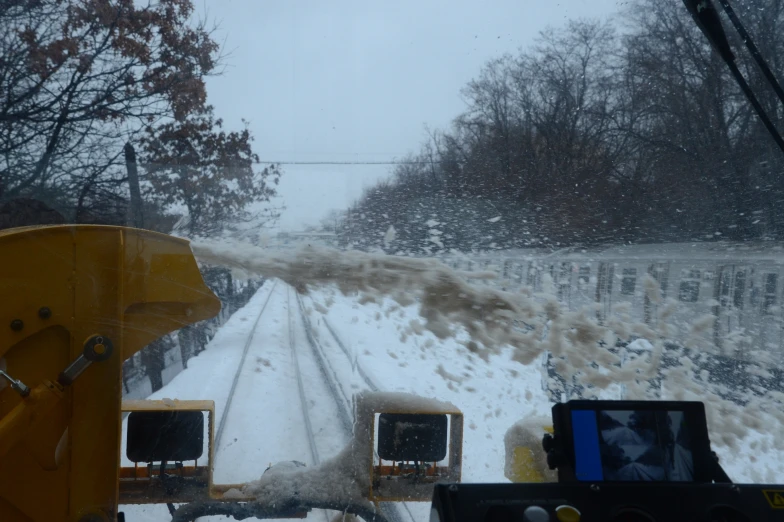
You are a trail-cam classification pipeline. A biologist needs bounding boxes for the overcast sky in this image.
[204,1,624,231]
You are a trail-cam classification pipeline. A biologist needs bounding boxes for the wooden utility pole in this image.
[124,142,144,228]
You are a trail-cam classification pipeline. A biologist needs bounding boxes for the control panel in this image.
[431,482,784,522]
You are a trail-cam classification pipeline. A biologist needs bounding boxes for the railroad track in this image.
[187,280,279,522]
[211,281,358,520]
[322,316,379,392]
[208,281,419,522]
[293,293,418,522]
[287,285,325,466]
[286,286,332,522]
[214,279,279,451]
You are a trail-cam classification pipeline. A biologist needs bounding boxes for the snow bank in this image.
[303,288,548,498]
[190,241,784,455]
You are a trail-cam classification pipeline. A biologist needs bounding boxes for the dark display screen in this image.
[571,409,694,482]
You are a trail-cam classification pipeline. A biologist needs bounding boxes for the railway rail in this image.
[215,280,279,450]
[285,285,332,522]
[293,294,419,522]
[322,316,379,392]
[208,281,386,521]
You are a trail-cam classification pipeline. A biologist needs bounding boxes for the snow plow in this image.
[0,225,221,522]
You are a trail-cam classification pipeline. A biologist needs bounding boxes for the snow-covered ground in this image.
[300,286,549,483]
[121,272,784,521]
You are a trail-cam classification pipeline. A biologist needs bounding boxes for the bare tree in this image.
[343,1,784,249]
[0,0,221,218]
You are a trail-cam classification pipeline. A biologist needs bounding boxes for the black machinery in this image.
[431,399,784,522]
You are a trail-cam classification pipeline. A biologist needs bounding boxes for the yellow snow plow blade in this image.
[0,225,221,522]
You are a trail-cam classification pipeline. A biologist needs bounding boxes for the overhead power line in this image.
[257,160,456,165]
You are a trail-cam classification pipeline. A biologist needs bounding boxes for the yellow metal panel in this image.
[120,232,221,360]
[119,400,218,505]
[0,230,74,361]
[358,395,464,502]
[0,381,69,522]
[121,399,215,412]
[0,226,221,522]
[70,228,124,522]
[505,426,553,483]
[508,447,546,483]
[0,381,64,463]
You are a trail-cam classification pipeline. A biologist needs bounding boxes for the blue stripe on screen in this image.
[572,410,604,481]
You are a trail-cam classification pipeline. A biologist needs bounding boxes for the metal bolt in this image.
[590,484,600,492]
[10,319,23,331]
[448,484,458,492]
[38,307,51,319]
